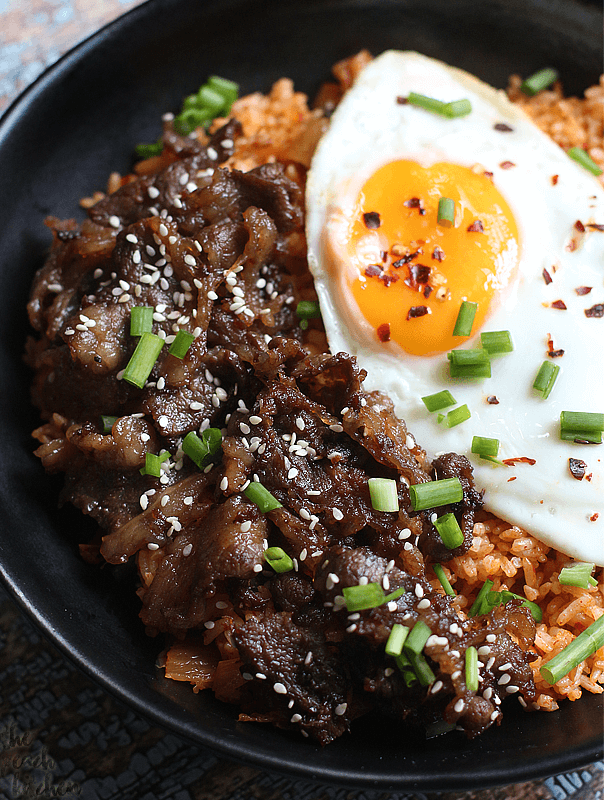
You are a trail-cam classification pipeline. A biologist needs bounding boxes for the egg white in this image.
[306,50,604,565]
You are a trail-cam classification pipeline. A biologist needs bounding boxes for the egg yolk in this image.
[342,160,519,356]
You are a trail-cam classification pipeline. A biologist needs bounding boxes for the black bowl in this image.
[0,0,602,790]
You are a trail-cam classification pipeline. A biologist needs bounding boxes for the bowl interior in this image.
[0,0,602,790]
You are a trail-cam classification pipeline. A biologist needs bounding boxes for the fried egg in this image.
[306,51,604,565]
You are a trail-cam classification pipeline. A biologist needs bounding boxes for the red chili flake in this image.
[364,264,382,277]
[396,96,409,105]
[377,323,391,343]
[575,286,592,296]
[566,238,577,252]
[585,303,604,318]
[547,348,564,358]
[568,458,587,481]
[363,211,381,229]
[500,161,515,169]
[575,220,586,233]
[423,284,433,299]
[405,264,431,289]
[467,220,484,233]
[501,457,537,466]
[586,223,604,231]
[392,250,421,267]
[379,273,399,287]
[487,396,499,405]
[432,245,445,262]
[542,268,553,285]
[551,300,567,310]
[507,477,517,482]
[407,305,430,320]
[380,250,389,262]
[403,197,426,215]
[551,174,559,185]
[590,513,599,522]
[494,123,514,132]
[484,171,494,181]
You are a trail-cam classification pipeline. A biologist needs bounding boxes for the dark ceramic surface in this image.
[0,0,602,790]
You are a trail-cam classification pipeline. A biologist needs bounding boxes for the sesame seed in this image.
[147,542,159,551]
[490,710,499,721]
[242,672,253,681]
[329,424,343,433]
[334,703,347,716]
[109,215,120,228]
[431,680,444,694]
[159,223,169,237]
[483,688,493,700]
[182,544,193,557]
[477,646,491,656]
[273,682,287,694]
[332,508,344,521]
[486,633,497,643]
[359,576,369,586]
[346,624,357,633]
[518,696,527,707]
[240,521,252,533]
[398,528,411,540]
[505,685,519,694]
[451,670,461,680]
[255,672,266,680]
[387,601,397,612]
[498,674,511,685]
[220,477,228,491]
[287,468,299,480]
[454,699,465,713]
[207,147,218,160]
[417,599,431,610]
[184,254,196,266]
[253,564,263,573]
[406,433,415,449]
[382,575,390,591]
[158,415,169,428]
[415,584,424,599]
[148,186,160,199]
[486,657,496,670]
[126,233,138,243]
[385,667,394,677]
[291,714,302,723]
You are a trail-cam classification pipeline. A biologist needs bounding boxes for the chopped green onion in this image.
[140,450,170,477]
[448,349,490,366]
[471,436,500,458]
[452,301,478,336]
[486,590,543,622]
[480,455,507,467]
[558,562,598,589]
[197,85,228,115]
[425,719,456,738]
[449,360,492,379]
[410,478,463,511]
[521,67,558,96]
[408,651,436,686]
[560,430,603,444]
[130,306,154,337]
[444,99,472,118]
[560,411,604,434]
[395,652,418,686]
[444,404,471,428]
[100,415,118,434]
[244,481,282,513]
[122,332,164,389]
[567,147,603,177]
[422,390,457,412]
[533,361,560,399]
[469,579,495,617]
[437,197,455,228]
[207,75,239,107]
[264,546,294,573]
[342,582,387,612]
[182,428,222,469]
[433,564,455,596]
[404,620,432,655]
[540,615,604,684]
[134,138,163,159]
[385,623,409,657]
[433,512,464,549]
[437,413,445,424]
[296,300,322,319]
[465,646,479,691]
[174,75,239,135]
[480,330,514,354]
[169,330,195,359]
[368,477,399,512]
[407,92,471,119]
[174,108,213,135]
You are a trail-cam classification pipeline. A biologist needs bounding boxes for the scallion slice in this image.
[404,619,432,655]
[444,99,472,118]
[342,582,386,612]
[207,75,239,107]
[410,478,463,511]
[560,411,604,434]
[486,590,543,622]
[533,361,560,399]
[444,404,471,428]
[296,300,322,319]
[182,428,222,469]
[122,332,164,388]
[264,546,293,574]
[140,450,170,477]
[433,512,464,549]
[480,330,514,354]
[558,562,598,589]
[433,564,455,596]
[130,306,154,336]
[408,651,436,686]
[244,481,282,513]
[368,477,399,512]
[135,139,163,159]
[560,430,603,444]
[465,646,479,691]
[100,415,118,434]
[197,85,228,115]
[540,615,604,684]
[422,390,457,412]
[449,361,492,379]
[452,301,478,336]
[468,579,494,617]
[471,436,500,458]
[567,147,603,177]
[407,92,471,119]
[448,349,490,366]
[437,197,455,228]
[385,623,409,657]
[169,330,195,359]
[521,67,558,96]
